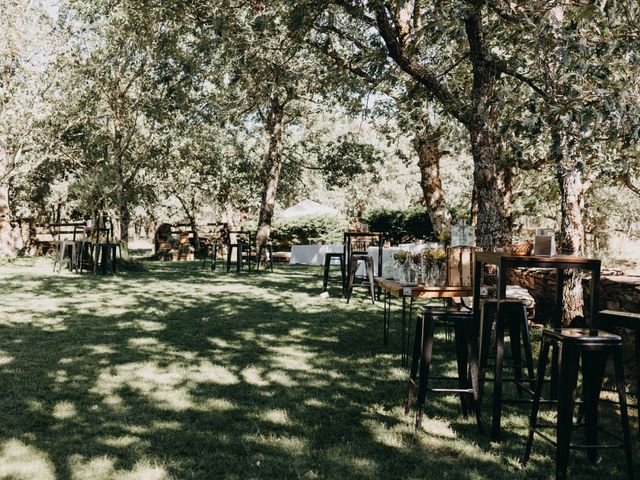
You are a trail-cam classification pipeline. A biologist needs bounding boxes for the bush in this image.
[365,207,434,245]
[271,215,347,248]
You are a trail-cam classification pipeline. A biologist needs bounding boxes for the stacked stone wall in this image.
[508,268,640,323]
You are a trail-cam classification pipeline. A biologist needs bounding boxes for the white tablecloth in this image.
[289,245,403,277]
[289,245,343,265]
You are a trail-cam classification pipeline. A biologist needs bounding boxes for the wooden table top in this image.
[474,252,601,269]
[375,277,473,298]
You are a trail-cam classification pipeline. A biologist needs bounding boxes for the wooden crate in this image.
[447,247,478,287]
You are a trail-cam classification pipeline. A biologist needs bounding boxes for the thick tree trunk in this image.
[0,184,15,259]
[414,128,451,240]
[553,130,586,325]
[256,97,285,248]
[469,125,512,250]
[465,8,512,251]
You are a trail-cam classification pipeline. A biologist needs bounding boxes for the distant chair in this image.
[344,231,384,304]
[201,223,227,271]
[51,222,85,272]
[322,251,345,296]
[226,230,253,273]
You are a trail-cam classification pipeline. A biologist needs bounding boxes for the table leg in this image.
[551,268,565,401]
[491,262,509,441]
[383,290,390,345]
[590,266,600,333]
[405,297,414,369]
[554,268,565,328]
[402,296,407,367]
[473,258,482,359]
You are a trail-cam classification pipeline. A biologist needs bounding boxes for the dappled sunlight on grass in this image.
[68,455,169,480]
[0,258,637,479]
[91,359,239,412]
[52,401,78,420]
[0,439,56,480]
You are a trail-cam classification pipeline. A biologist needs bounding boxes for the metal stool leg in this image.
[415,312,436,430]
[555,341,579,480]
[612,345,635,480]
[523,338,551,465]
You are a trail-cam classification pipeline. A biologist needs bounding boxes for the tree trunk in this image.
[175,192,200,252]
[414,127,451,240]
[469,125,512,250]
[119,201,130,258]
[0,184,15,259]
[223,197,236,245]
[256,96,285,248]
[465,8,512,251]
[553,130,586,325]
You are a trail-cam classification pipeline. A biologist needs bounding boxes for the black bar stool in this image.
[202,241,223,271]
[405,306,482,431]
[479,299,536,438]
[95,242,118,275]
[322,252,345,295]
[523,328,634,480]
[225,231,253,273]
[346,253,375,303]
[599,309,640,436]
[226,243,252,273]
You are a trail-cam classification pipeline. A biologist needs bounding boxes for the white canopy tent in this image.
[279,200,340,220]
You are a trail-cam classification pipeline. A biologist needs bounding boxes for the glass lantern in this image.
[451,219,474,247]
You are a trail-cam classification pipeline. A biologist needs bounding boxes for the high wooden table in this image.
[471,252,602,440]
[376,277,473,367]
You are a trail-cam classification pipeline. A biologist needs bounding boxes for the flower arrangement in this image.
[393,251,408,263]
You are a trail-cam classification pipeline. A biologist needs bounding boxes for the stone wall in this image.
[508,268,640,323]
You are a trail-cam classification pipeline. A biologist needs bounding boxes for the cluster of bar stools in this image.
[523,327,634,480]
[405,298,535,431]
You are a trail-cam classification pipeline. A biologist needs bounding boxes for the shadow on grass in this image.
[0,258,636,479]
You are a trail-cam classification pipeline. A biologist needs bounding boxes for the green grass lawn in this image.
[0,257,637,479]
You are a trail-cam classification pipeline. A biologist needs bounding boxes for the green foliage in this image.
[365,207,434,245]
[316,134,384,188]
[271,215,347,247]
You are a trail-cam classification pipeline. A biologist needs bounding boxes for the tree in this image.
[301,1,515,249]
[0,0,61,258]
[486,1,640,323]
[306,28,454,237]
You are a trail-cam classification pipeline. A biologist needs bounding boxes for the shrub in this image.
[365,207,434,245]
[271,215,347,248]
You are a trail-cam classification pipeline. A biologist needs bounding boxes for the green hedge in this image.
[365,207,434,245]
[271,215,347,248]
